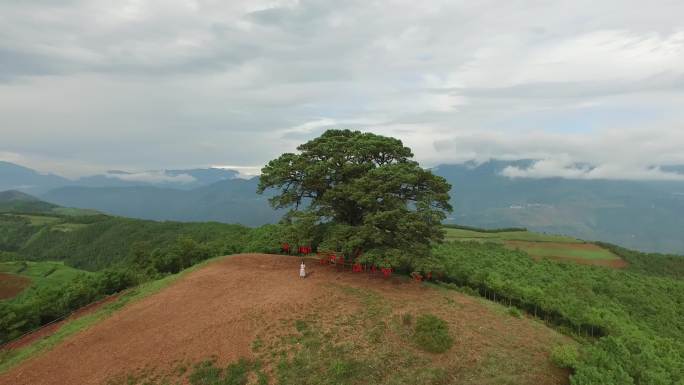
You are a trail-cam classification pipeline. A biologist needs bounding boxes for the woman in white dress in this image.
[299,260,306,278]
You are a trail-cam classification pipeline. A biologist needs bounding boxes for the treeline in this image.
[0,214,283,270]
[442,224,528,233]
[433,241,684,385]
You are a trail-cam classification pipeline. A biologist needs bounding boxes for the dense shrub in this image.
[243,224,282,254]
[551,344,580,369]
[412,314,453,353]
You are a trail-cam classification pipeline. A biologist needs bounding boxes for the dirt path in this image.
[0,254,570,385]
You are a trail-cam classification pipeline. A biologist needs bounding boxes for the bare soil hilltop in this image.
[0,254,573,385]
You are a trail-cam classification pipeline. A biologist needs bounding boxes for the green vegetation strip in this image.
[504,242,620,260]
[0,255,227,374]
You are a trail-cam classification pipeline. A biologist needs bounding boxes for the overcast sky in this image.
[1,0,684,180]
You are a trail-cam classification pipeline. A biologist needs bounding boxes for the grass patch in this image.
[189,358,252,385]
[443,227,620,262]
[413,314,453,354]
[105,358,257,385]
[505,241,619,260]
[12,215,61,226]
[51,223,89,232]
[265,287,452,385]
[51,207,100,216]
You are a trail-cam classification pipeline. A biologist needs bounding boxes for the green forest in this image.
[433,241,684,384]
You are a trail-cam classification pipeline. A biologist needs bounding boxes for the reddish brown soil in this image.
[0,273,31,300]
[1,293,121,351]
[0,254,571,385]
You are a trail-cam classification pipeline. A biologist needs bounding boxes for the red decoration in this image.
[297,246,312,255]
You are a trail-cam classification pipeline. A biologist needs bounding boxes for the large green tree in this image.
[257,129,452,269]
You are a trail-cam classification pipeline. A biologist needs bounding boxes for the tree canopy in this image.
[257,129,452,269]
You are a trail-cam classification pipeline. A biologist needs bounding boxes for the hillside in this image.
[0,254,573,385]
[0,162,69,195]
[0,190,58,214]
[42,178,282,227]
[0,211,254,271]
[0,215,682,383]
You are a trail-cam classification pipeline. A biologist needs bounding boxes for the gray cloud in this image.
[440,72,684,100]
[0,0,683,179]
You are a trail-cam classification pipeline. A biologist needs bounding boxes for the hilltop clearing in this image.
[0,254,572,385]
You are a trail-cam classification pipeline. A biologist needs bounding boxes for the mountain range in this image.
[2,160,683,253]
[0,161,239,193]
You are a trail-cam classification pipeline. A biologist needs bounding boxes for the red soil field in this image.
[0,254,571,385]
[0,273,30,300]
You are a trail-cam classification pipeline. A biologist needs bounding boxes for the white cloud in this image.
[501,158,684,181]
[1,0,684,180]
[106,170,196,184]
[211,165,262,179]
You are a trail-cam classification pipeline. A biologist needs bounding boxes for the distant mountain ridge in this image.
[0,161,239,193]
[3,160,684,253]
[0,161,70,194]
[432,161,684,254]
[43,178,282,226]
